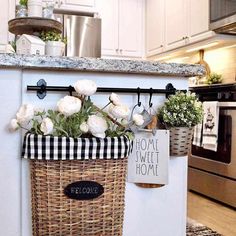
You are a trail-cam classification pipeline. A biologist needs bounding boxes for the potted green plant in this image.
[206,72,223,85]
[40,30,66,56]
[157,91,203,156]
[9,80,134,236]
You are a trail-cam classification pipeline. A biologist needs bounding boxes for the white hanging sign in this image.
[128,130,169,185]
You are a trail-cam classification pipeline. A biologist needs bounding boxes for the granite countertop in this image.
[0,54,205,77]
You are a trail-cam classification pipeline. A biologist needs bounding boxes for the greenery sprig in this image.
[20,0,28,6]
[40,31,67,44]
[206,72,222,85]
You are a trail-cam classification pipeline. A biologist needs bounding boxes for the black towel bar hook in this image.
[27,79,180,100]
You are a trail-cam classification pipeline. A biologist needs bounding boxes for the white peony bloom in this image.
[87,115,108,138]
[74,80,97,96]
[16,104,34,125]
[132,114,144,126]
[34,107,44,114]
[9,119,19,131]
[57,96,81,116]
[93,132,106,138]
[40,118,54,135]
[80,122,89,133]
[109,93,122,106]
[109,104,130,119]
[121,118,129,126]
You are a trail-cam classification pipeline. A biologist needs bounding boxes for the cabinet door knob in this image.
[120,49,123,53]
[115,49,119,52]
[160,45,163,47]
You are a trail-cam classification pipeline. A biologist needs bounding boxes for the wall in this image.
[167,46,236,84]
[0,0,15,48]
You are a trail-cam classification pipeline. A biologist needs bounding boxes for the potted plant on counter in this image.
[40,30,66,56]
[9,80,133,236]
[157,91,203,156]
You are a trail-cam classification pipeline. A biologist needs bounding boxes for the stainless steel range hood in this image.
[210,15,236,35]
[209,0,236,35]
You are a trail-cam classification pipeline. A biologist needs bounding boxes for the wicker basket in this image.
[22,133,133,236]
[169,127,193,156]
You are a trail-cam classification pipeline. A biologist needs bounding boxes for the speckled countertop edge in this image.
[0,54,206,77]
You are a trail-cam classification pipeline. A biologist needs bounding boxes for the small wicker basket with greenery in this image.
[158,91,203,156]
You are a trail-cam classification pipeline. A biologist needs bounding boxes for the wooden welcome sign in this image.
[128,130,169,185]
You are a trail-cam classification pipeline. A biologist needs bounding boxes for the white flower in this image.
[74,80,97,96]
[16,104,34,125]
[40,118,54,135]
[132,114,144,126]
[34,107,44,114]
[80,122,89,133]
[121,119,129,126]
[57,96,81,116]
[87,115,108,138]
[109,104,130,119]
[9,119,19,131]
[109,93,122,106]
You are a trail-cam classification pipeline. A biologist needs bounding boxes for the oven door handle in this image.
[218,102,236,107]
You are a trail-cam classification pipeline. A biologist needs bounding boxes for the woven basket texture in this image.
[30,158,127,236]
[169,127,193,156]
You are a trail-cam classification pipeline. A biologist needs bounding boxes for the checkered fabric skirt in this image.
[22,133,133,160]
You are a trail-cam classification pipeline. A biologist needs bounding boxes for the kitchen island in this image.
[0,54,205,236]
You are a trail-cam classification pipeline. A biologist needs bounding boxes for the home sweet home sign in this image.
[128,130,169,185]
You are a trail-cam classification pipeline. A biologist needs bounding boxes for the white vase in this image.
[28,0,42,17]
[45,41,65,56]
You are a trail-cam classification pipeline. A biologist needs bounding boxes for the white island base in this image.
[0,55,203,236]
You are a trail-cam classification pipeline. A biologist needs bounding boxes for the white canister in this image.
[45,41,65,56]
[28,0,43,17]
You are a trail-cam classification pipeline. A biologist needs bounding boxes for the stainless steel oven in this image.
[210,0,236,34]
[188,83,236,208]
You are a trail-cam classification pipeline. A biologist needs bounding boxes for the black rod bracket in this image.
[36,79,47,99]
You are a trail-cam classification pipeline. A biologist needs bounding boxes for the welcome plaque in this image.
[128,130,169,185]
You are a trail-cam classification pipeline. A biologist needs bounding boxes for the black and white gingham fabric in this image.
[22,133,133,160]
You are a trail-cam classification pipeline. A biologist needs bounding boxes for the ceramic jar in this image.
[45,41,65,56]
[16,5,27,18]
[28,0,42,17]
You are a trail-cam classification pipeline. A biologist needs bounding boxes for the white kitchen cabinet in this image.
[146,0,164,56]
[146,0,214,56]
[165,0,214,51]
[0,0,15,52]
[97,0,144,58]
[53,0,95,12]
[187,0,215,44]
[165,0,187,51]
[96,0,119,56]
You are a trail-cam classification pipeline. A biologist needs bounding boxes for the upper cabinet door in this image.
[188,0,215,43]
[146,0,165,57]
[165,0,187,51]
[118,0,143,57]
[97,0,119,56]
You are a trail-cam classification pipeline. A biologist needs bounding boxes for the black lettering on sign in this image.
[64,181,104,200]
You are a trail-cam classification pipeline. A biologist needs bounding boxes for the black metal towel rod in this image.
[27,79,180,99]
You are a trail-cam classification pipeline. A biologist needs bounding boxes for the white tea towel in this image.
[192,123,202,147]
[202,101,219,152]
